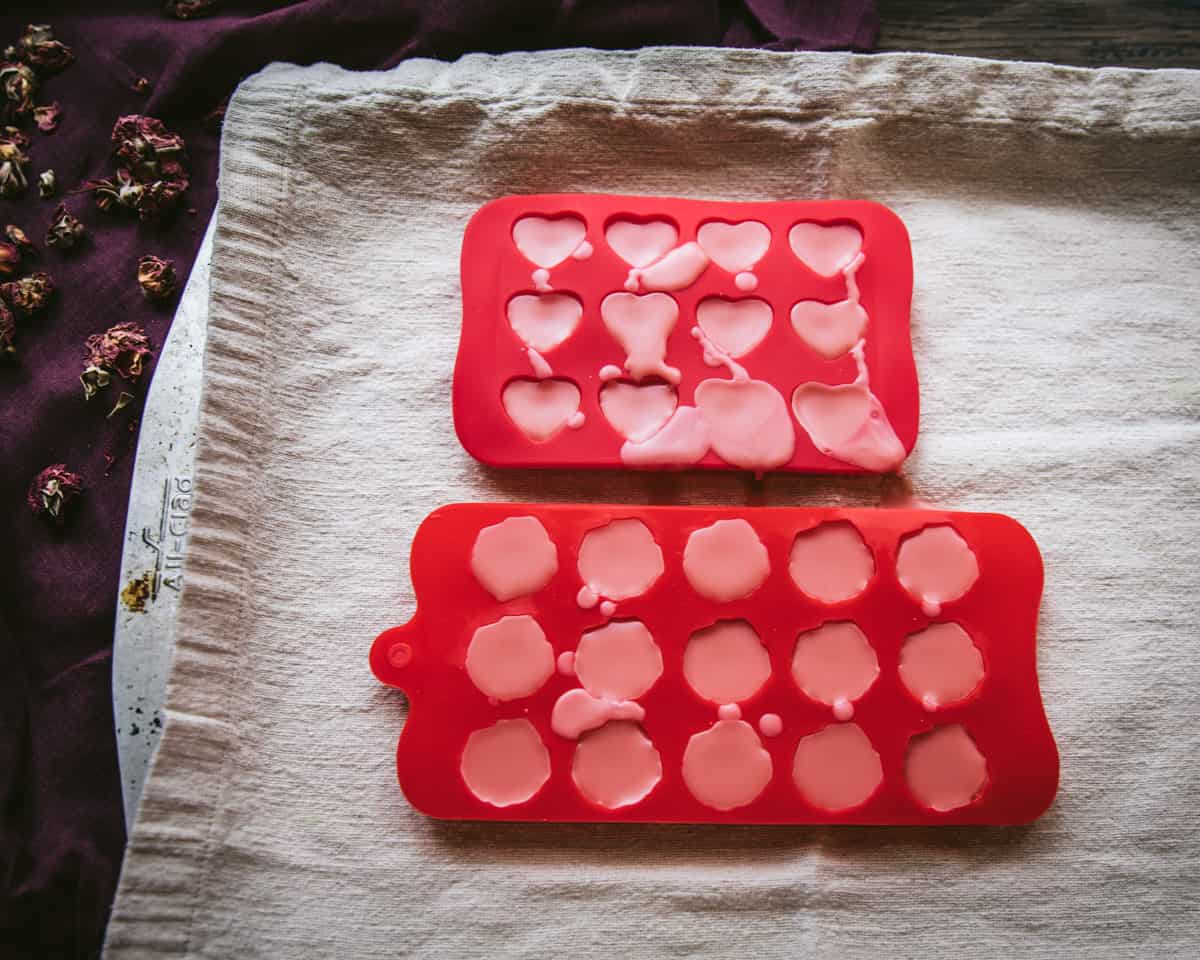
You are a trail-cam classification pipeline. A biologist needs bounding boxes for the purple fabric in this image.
[0,2,877,955]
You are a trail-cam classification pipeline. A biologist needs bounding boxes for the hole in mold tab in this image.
[460,718,551,808]
[899,622,985,712]
[682,519,770,603]
[895,524,980,618]
[683,620,771,704]
[791,621,880,720]
[695,297,773,359]
[787,220,864,277]
[507,292,583,353]
[501,377,582,442]
[511,214,588,268]
[788,521,875,604]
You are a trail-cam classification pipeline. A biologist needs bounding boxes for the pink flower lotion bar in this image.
[454,195,918,474]
[369,504,1058,824]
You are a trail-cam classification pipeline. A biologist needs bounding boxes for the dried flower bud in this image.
[0,61,36,122]
[0,298,14,356]
[137,255,177,302]
[46,202,85,249]
[82,320,153,398]
[33,101,60,132]
[27,464,84,521]
[5,223,34,255]
[136,177,187,222]
[0,128,30,198]
[164,0,219,20]
[1,271,54,314]
[0,240,21,277]
[112,114,187,180]
[12,25,74,73]
[132,76,151,94]
[38,168,54,197]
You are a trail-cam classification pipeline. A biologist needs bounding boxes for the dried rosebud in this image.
[132,76,151,94]
[164,0,219,20]
[5,224,34,255]
[0,298,14,356]
[27,464,83,521]
[11,25,74,74]
[1,271,54,314]
[204,101,226,132]
[0,61,36,122]
[38,168,54,197]
[137,255,177,302]
[111,114,187,181]
[135,177,187,222]
[0,129,29,198]
[82,320,153,398]
[85,169,139,214]
[46,202,85,250]
[0,240,21,277]
[33,101,60,132]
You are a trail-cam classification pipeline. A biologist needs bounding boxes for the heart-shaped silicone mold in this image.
[790,299,868,360]
[512,215,587,268]
[696,220,770,273]
[507,293,583,353]
[599,381,678,443]
[788,222,863,277]
[501,378,582,441]
[696,298,772,358]
[606,219,679,268]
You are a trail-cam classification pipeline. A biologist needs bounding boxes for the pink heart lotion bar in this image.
[369,504,1058,824]
[455,194,918,474]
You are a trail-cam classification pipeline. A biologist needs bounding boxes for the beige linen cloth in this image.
[104,49,1200,958]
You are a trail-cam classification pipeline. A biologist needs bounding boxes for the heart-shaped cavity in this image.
[507,293,582,353]
[600,292,680,383]
[696,297,772,358]
[791,381,905,471]
[501,378,581,442]
[696,221,771,273]
[605,219,679,268]
[790,299,867,359]
[512,216,587,268]
[694,378,794,472]
[788,222,863,277]
[599,381,678,443]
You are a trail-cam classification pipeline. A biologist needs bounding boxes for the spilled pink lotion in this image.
[599,381,677,442]
[684,620,772,703]
[502,378,581,442]
[465,615,555,701]
[629,241,709,292]
[470,515,558,602]
[696,220,771,273]
[460,718,550,807]
[577,517,664,602]
[788,521,874,604]
[606,219,678,268]
[899,622,985,710]
[619,405,709,467]
[695,298,772,358]
[791,621,880,713]
[572,720,663,809]
[574,619,664,700]
[551,688,645,739]
[793,723,883,812]
[507,292,582,353]
[511,215,587,268]
[600,292,681,383]
[695,377,794,472]
[682,718,773,810]
[905,724,989,812]
[895,525,980,617]
[682,519,770,602]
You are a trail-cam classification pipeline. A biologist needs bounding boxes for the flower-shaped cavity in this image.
[684,620,771,704]
[899,622,985,711]
[465,615,555,701]
[788,521,874,604]
[682,716,772,810]
[682,518,769,602]
[905,724,988,812]
[791,621,879,719]
[793,723,883,812]
[460,719,551,807]
[896,525,980,617]
[574,620,663,700]
[572,720,662,809]
[577,517,664,603]
[470,516,558,601]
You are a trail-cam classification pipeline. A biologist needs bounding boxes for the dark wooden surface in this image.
[877,0,1200,68]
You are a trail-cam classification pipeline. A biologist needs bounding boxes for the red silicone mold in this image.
[370,503,1058,825]
[454,194,918,474]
